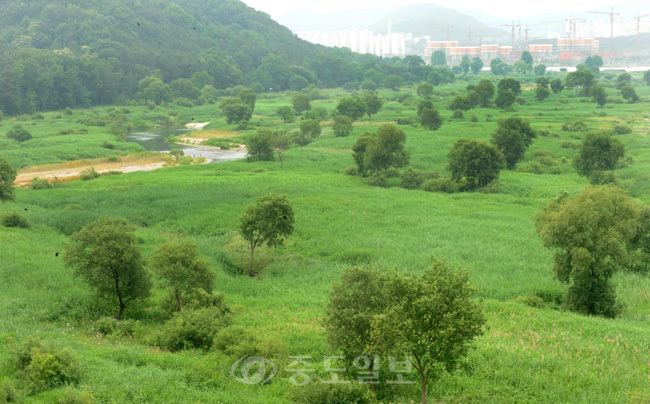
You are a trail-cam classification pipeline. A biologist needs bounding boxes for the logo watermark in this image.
[229,356,278,385]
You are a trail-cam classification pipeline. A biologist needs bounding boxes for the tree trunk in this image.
[419,368,427,404]
[115,276,125,320]
[249,245,255,276]
[175,293,181,312]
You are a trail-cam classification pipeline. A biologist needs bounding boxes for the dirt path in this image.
[15,161,167,187]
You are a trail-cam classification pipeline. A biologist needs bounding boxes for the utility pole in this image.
[587,7,619,56]
[635,11,649,53]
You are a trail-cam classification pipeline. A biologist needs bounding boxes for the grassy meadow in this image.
[1,71,650,403]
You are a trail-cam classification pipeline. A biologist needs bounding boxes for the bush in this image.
[58,387,96,404]
[94,317,138,338]
[1,211,30,229]
[0,378,22,403]
[6,125,32,142]
[344,165,359,176]
[422,176,458,193]
[12,338,81,393]
[401,168,440,190]
[100,140,115,149]
[80,168,100,181]
[470,115,478,122]
[395,117,416,125]
[213,326,287,360]
[451,110,464,119]
[294,383,375,404]
[367,171,387,187]
[64,108,73,115]
[515,295,545,308]
[154,306,231,351]
[613,124,632,135]
[588,170,618,185]
[29,177,53,190]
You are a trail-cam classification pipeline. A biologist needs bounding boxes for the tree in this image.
[63,217,151,319]
[615,72,631,89]
[620,83,639,103]
[6,125,32,142]
[238,88,257,109]
[362,93,384,121]
[272,134,291,168]
[470,57,484,74]
[0,157,17,202]
[448,96,471,111]
[565,69,594,95]
[521,51,533,65]
[490,58,509,75]
[534,64,547,76]
[383,75,403,91]
[535,85,551,101]
[644,70,650,86]
[277,106,295,123]
[550,78,564,94]
[289,75,309,91]
[300,119,321,140]
[447,139,506,190]
[514,60,532,74]
[589,83,607,107]
[417,82,434,99]
[370,260,485,404]
[536,77,549,87]
[246,129,275,161]
[491,117,537,169]
[239,194,294,274]
[143,79,172,105]
[419,107,443,131]
[325,265,389,394]
[170,78,200,100]
[430,50,446,66]
[219,98,252,124]
[497,78,522,96]
[153,240,214,312]
[573,131,624,178]
[535,186,643,317]
[336,96,366,122]
[353,124,409,175]
[460,56,471,74]
[332,115,353,137]
[474,79,495,107]
[360,80,377,91]
[291,93,311,115]
[494,89,516,108]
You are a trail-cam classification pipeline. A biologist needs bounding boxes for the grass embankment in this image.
[1,71,650,403]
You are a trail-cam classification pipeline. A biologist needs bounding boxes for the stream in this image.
[126,128,247,163]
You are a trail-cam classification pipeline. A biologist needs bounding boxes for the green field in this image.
[1,71,650,403]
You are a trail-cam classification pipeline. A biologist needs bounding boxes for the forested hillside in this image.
[0,0,326,114]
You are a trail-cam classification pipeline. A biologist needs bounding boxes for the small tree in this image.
[353,124,409,175]
[494,89,516,108]
[534,64,547,76]
[332,115,353,137]
[491,117,537,169]
[239,194,294,274]
[336,96,367,121]
[448,96,471,111]
[272,135,291,168]
[63,217,151,319]
[370,260,486,404]
[430,50,446,66]
[535,85,551,101]
[362,93,384,121]
[219,98,252,124]
[589,83,607,107]
[246,129,275,162]
[6,125,32,142]
[470,57,483,74]
[550,78,564,94]
[153,240,215,312]
[417,82,434,99]
[0,157,17,202]
[291,93,311,115]
[447,139,506,190]
[521,51,533,65]
[418,107,443,131]
[535,186,642,317]
[277,106,295,123]
[573,131,624,179]
[474,79,495,107]
[237,88,256,109]
[383,75,403,91]
[497,78,522,96]
[620,83,639,103]
[299,119,321,140]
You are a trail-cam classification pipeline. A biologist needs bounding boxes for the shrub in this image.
[515,295,545,308]
[422,176,458,193]
[0,379,22,403]
[64,108,73,115]
[395,117,416,125]
[100,141,115,149]
[80,168,100,181]
[29,177,53,190]
[154,306,231,351]
[613,124,632,135]
[1,211,30,229]
[94,317,138,338]
[470,115,478,122]
[344,165,359,176]
[12,338,81,393]
[58,387,96,404]
[367,171,387,187]
[401,168,440,190]
[451,110,464,119]
[6,125,32,142]
[213,326,286,360]
[294,383,375,404]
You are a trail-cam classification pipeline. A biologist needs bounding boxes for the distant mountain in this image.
[278,3,508,44]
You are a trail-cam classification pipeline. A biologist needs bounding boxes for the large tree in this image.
[362,93,384,121]
[291,93,311,116]
[430,50,447,66]
[63,217,151,320]
[447,139,506,190]
[470,57,483,74]
[336,96,367,122]
[573,131,624,179]
[491,117,537,169]
[535,186,643,317]
[239,194,294,275]
[153,240,215,312]
[246,129,275,162]
[219,98,252,124]
[0,157,17,202]
[370,260,485,404]
[474,79,495,107]
[354,124,410,175]
[418,107,443,131]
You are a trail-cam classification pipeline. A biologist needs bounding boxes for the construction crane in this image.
[587,7,619,55]
[430,24,454,41]
[465,27,490,47]
[499,20,520,51]
[564,14,586,38]
[539,20,565,38]
[635,11,649,53]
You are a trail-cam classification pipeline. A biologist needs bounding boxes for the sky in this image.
[240,0,639,20]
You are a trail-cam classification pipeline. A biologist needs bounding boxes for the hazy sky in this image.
[241,0,634,20]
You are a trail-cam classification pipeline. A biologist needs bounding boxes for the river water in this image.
[126,128,247,163]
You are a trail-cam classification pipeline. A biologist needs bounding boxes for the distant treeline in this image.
[0,0,457,115]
